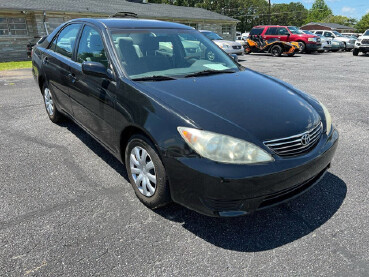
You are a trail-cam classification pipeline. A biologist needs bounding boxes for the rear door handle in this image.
[42,57,48,64]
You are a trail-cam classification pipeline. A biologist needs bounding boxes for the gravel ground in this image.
[0,51,368,276]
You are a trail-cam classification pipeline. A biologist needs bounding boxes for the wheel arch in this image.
[119,125,162,163]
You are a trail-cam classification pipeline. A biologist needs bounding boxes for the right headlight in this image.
[319,102,332,135]
[177,127,274,164]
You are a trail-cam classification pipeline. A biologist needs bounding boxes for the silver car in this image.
[200,30,243,55]
[311,30,355,51]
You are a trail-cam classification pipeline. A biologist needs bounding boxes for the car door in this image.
[42,24,82,114]
[263,27,279,41]
[68,24,118,151]
[276,27,290,42]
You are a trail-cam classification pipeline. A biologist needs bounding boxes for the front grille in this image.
[362,39,369,45]
[232,45,241,49]
[264,122,322,157]
[201,198,243,211]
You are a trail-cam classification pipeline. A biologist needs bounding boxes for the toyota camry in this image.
[32,18,338,217]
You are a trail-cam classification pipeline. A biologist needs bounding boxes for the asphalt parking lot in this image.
[1,51,368,276]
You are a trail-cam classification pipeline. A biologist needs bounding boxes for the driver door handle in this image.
[42,57,48,65]
[68,73,77,83]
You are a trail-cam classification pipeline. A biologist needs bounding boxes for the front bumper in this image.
[355,45,369,52]
[164,129,339,217]
[306,43,321,51]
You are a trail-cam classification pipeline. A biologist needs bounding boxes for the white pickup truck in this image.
[353,29,369,56]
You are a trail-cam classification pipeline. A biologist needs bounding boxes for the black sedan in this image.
[32,18,338,217]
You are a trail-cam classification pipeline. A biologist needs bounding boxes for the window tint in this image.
[250,28,264,36]
[77,25,108,67]
[324,32,333,37]
[52,24,81,58]
[315,31,323,35]
[278,27,289,35]
[265,27,278,35]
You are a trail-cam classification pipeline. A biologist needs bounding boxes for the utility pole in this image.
[268,0,271,24]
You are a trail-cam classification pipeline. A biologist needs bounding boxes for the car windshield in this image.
[288,26,304,34]
[201,31,223,40]
[364,30,369,36]
[333,31,343,37]
[110,29,239,80]
[303,30,314,35]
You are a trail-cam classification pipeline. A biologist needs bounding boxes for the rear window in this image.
[265,27,278,35]
[250,28,264,36]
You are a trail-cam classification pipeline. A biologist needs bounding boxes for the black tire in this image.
[270,45,282,57]
[125,134,171,209]
[298,42,306,53]
[353,48,359,56]
[42,83,62,123]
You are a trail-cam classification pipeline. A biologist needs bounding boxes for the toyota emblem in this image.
[301,133,311,146]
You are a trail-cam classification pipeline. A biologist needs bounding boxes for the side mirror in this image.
[230,53,238,62]
[82,61,112,79]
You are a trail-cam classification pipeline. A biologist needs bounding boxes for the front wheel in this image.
[43,84,62,123]
[353,48,359,56]
[298,42,306,53]
[125,135,171,209]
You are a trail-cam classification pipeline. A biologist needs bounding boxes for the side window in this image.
[316,31,323,35]
[52,24,81,58]
[324,32,332,38]
[278,28,289,35]
[77,25,108,67]
[249,28,264,36]
[265,27,278,35]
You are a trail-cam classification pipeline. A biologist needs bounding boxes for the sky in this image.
[271,0,369,19]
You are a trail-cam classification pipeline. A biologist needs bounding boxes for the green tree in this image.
[270,2,308,27]
[356,12,369,32]
[307,0,332,23]
[322,15,357,27]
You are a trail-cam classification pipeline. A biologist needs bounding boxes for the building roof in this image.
[302,22,354,30]
[0,0,238,22]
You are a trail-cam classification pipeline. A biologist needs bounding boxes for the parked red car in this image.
[249,25,321,53]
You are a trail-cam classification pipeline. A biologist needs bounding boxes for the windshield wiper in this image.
[184,69,236,78]
[132,75,177,82]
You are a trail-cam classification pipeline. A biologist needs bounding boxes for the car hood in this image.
[213,40,241,46]
[136,69,321,142]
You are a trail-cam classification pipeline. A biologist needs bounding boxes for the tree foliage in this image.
[270,3,308,27]
[306,0,333,23]
[356,12,369,32]
[322,15,357,27]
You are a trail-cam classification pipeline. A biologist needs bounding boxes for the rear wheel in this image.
[353,48,359,56]
[125,135,171,209]
[42,84,61,123]
[270,45,282,57]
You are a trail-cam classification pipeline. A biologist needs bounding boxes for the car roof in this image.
[69,18,193,30]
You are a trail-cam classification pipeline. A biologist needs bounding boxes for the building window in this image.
[46,17,65,33]
[0,17,28,36]
[222,25,231,35]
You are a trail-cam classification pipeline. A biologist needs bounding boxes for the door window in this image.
[77,25,108,67]
[278,28,289,36]
[324,32,333,38]
[51,24,81,58]
[315,31,323,35]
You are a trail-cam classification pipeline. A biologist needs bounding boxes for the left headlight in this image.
[177,127,274,164]
[319,102,332,135]
[308,38,317,42]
